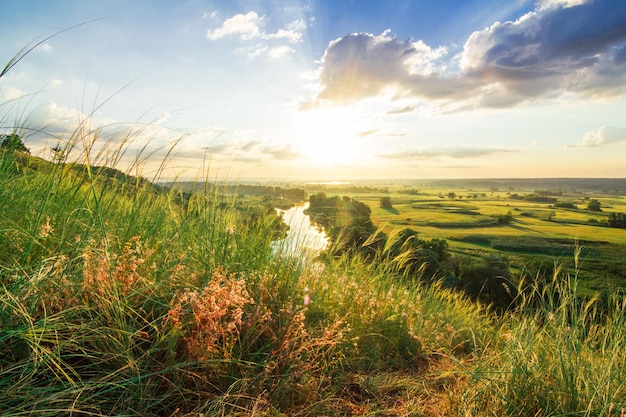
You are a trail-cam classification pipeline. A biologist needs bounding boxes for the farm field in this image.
[299,180,626,292]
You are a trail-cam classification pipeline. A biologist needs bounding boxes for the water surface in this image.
[272,202,329,259]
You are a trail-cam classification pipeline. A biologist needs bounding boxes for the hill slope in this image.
[0,149,625,416]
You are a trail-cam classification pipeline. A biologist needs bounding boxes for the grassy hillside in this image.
[1,146,625,416]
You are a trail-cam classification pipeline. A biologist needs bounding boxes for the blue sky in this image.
[1,0,625,180]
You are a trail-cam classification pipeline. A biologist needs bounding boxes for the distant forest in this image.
[424,178,626,193]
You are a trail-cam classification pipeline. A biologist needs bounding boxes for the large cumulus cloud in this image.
[315,0,626,109]
[316,31,472,103]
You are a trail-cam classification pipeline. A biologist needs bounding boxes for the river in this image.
[272,202,329,259]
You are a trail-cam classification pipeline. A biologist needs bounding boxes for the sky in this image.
[1,0,626,181]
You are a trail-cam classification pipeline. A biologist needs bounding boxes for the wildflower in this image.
[165,269,253,360]
[38,217,54,238]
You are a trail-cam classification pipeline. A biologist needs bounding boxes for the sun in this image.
[296,107,367,166]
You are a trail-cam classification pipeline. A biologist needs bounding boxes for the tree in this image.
[587,199,602,212]
[447,192,456,200]
[51,146,66,163]
[456,254,515,309]
[384,228,449,281]
[306,193,379,255]
[608,212,625,228]
[379,196,393,209]
[497,210,513,224]
[0,133,30,154]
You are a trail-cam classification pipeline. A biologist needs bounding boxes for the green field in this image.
[2,147,626,415]
[298,181,626,292]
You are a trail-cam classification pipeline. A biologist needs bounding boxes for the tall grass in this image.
[459,262,626,416]
[0,118,493,414]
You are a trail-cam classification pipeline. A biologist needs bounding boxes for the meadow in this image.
[2,139,626,415]
[2,45,626,416]
[302,181,626,294]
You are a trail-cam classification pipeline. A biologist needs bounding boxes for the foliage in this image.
[554,201,577,209]
[2,133,626,417]
[381,228,449,281]
[306,192,381,255]
[380,195,393,209]
[0,133,30,154]
[496,210,514,224]
[452,254,516,309]
[509,193,557,203]
[608,212,626,228]
[399,187,420,195]
[587,198,602,211]
[0,147,495,415]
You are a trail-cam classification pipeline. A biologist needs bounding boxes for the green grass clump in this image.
[0,129,487,415]
[460,266,626,416]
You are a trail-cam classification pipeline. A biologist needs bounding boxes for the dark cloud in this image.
[379,147,517,160]
[467,1,626,76]
[316,0,626,109]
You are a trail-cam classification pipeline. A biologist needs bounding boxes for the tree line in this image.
[608,212,626,228]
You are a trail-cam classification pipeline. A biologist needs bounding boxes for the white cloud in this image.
[286,19,307,32]
[207,11,263,41]
[315,0,626,109]
[25,100,86,136]
[386,104,418,114]
[266,28,302,43]
[317,31,463,103]
[404,40,448,76]
[206,11,304,59]
[536,0,588,10]
[202,11,219,19]
[17,100,190,166]
[268,45,295,60]
[207,12,303,44]
[575,126,626,147]
[1,86,25,100]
